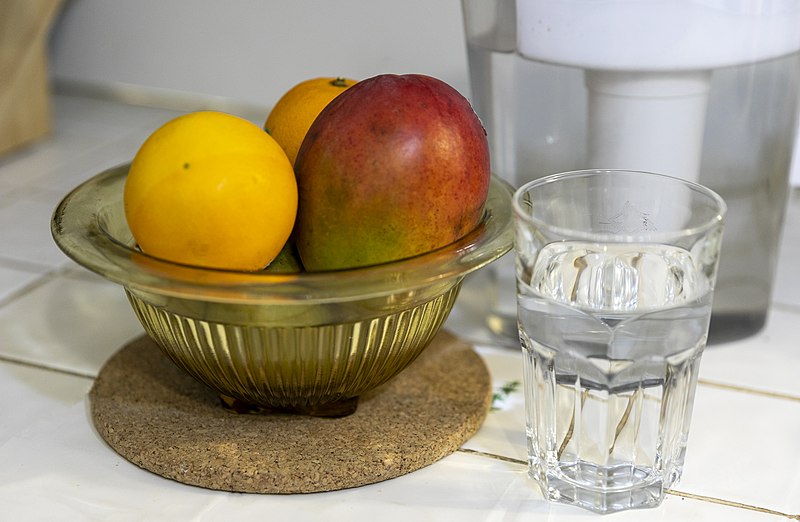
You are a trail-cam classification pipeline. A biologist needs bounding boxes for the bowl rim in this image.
[52,163,514,303]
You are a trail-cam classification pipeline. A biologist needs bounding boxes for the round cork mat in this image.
[90,329,492,494]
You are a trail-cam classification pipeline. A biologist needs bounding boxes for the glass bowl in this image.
[52,163,513,416]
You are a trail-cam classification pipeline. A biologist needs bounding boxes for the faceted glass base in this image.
[531,461,667,514]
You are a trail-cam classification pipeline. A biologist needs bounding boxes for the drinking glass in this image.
[513,169,726,513]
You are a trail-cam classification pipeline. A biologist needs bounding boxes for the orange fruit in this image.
[124,111,297,271]
[264,77,357,165]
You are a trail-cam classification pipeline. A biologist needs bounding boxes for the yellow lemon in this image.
[264,77,357,165]
[124,111,297,271]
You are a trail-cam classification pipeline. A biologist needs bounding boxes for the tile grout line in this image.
[0,254,56,274]
[458,447,527,466]
[456,448,800,519]
[666,489,800,520]
[1,332,797,519]
[698,378,800,403]
[0,354,96,381]
[0,264,73,309]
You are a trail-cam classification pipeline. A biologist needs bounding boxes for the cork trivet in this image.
[90,329,492,494]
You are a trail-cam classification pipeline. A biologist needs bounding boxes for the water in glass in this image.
[518,240,712,513]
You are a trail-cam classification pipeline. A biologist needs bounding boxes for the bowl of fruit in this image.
[52,74,514,417]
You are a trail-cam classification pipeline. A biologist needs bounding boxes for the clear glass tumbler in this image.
[513,169,726,513]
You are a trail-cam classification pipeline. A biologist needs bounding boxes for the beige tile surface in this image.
[0,93,798,520]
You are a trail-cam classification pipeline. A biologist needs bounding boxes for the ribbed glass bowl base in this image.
[126,283,461,416]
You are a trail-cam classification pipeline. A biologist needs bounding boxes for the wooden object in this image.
[0,0,62,156]
[90,330,492,493]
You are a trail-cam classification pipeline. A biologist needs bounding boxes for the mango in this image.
[264,238,303,273]
[293,74,490,271]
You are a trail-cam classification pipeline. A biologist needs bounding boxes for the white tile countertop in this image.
[1,92,799,521]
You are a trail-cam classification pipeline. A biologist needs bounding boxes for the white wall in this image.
[47,0,800,185]
[48,0,471,112]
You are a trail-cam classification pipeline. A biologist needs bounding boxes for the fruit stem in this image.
[331,77,349,88]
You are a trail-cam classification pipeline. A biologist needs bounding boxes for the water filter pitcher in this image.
[462,0,800,343]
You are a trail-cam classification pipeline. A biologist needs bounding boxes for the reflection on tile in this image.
[0,404,784,521]
[0,264,46,303]
[27,134,142,196]
[2,92,799,521]
[700,307,800,397]
[0,119,121,185]
[0,183,30,210]
[681,385,800,515]
[463,346,526,462]
[53,94,184,132]
[469,344,800,518]
[773,189,800,309]
[0,362,91,446]
[0,188,74,269]
[0,273,143,376]
[0,402,215,521]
